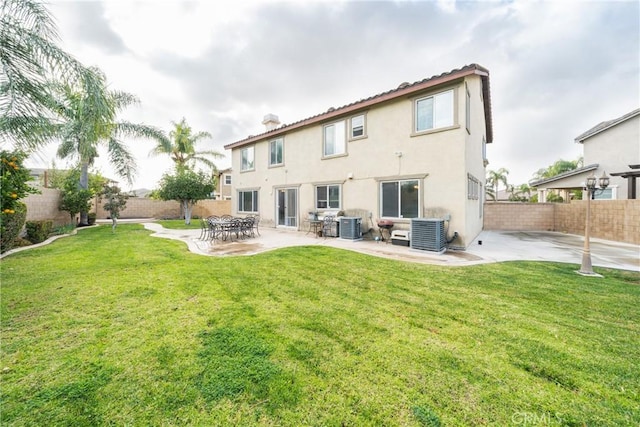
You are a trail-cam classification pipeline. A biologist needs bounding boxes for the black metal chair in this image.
[206,216,221,241]
[322,215,336,238]
[241,217,254,238]
[247,214,260,236]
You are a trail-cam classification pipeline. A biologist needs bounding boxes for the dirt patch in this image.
[207,242,263,256]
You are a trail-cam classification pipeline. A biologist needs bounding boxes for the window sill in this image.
[411,124,460,138]
[240,168,255,173]
[322,152,348,160]
[268,163,284,169]
[348,135,368,142]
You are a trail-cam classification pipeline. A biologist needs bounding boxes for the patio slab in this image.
[143,223,640,272]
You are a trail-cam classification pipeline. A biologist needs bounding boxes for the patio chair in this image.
[241,217,255,238]
[207,216,222,240]
[250,214,261,236]
[199,217,209,240]
[321,215,336,238]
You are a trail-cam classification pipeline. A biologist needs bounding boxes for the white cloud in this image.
[22,0,639,191]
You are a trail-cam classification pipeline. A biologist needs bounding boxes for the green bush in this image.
[25,220,53,244]
[0,202,27,253]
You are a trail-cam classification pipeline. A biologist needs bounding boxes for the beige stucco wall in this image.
[231,75,488,247]
[484,200,640,245]
[581,113,640,199]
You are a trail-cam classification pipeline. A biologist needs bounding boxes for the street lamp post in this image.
[577,171,610,276]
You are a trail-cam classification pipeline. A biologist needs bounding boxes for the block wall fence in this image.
[23,187,231,226]
[484,201,640,245]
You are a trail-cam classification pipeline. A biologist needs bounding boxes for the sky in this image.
[25,0,640,191]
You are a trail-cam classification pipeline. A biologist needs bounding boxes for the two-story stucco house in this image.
[532,108,640,201]
[214,167,233,200]
[223,64,493,248]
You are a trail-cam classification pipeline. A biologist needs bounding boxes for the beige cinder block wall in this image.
[23,187,70,226]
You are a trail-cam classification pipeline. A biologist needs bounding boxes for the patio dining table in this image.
[204,216,256,241]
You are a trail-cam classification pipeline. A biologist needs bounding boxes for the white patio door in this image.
[276,188,298,228]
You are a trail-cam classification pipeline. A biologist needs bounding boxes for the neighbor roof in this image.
[529,163,599,187]
[575,108,640,143]
[224,63,493,150]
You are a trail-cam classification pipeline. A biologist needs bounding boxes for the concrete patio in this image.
[143,223,640,272]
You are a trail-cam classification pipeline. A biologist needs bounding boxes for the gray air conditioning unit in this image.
[410,218,446,253]
[339,217,363,241]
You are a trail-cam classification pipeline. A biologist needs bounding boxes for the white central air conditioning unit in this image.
[410,218,446,253]
[339,217,363,240]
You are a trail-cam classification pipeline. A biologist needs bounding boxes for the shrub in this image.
[0,202,27,253]
[25,220,53,244]
[1,150,38,252]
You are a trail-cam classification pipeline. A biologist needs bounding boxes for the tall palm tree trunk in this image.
[79,161,89,225]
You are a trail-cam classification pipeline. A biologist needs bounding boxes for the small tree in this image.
[1,150,38,252]
[157,169,214,225]
[101,184,128,231]
[59,169,92,225]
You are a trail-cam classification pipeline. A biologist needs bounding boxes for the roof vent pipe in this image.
[262,114,280,131]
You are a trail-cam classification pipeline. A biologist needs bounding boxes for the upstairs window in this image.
[269,138,284,166]
[415,89,454,133]
[350,114,366,139]
[316,184,341,209]
[323,121,346,157]
[224,174,231,185]
[241,146,254,171]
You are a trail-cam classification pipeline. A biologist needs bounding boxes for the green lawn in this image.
[1,224,638,426]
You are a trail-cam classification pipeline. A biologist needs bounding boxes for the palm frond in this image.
[107,136,137,184]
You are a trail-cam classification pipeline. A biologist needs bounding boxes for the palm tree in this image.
[0,0,91,150]
[532,157,583,181]
[150,117,223,173]
[50,67,169,225]
[486,168,509,201]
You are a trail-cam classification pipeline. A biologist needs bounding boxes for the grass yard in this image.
[155,219,202,230]
[1,224,639,426]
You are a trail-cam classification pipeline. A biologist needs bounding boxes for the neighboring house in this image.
[531,108,640,201]
[214,168,233,200]
[223,64,493,248]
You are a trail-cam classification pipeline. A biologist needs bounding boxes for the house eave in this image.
[574,108,640,143]
[224,63,493,150]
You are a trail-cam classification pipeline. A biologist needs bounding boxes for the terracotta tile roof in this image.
[224,63,493,150]
[574,108,640,143]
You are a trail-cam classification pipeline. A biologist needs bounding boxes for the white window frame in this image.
[465,83,471,134]
[380,179,420,219]
[315,184,341,210]
[414,88,455,134]
[467,174,480,200]
[323,121,346,157]
[269,137,284,167]
[240,146,255,172]
[223,174,231,185]
[238,189,259,213]
[349,114,366,140]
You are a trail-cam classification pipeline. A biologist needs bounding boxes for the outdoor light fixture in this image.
[578,171,610,276]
